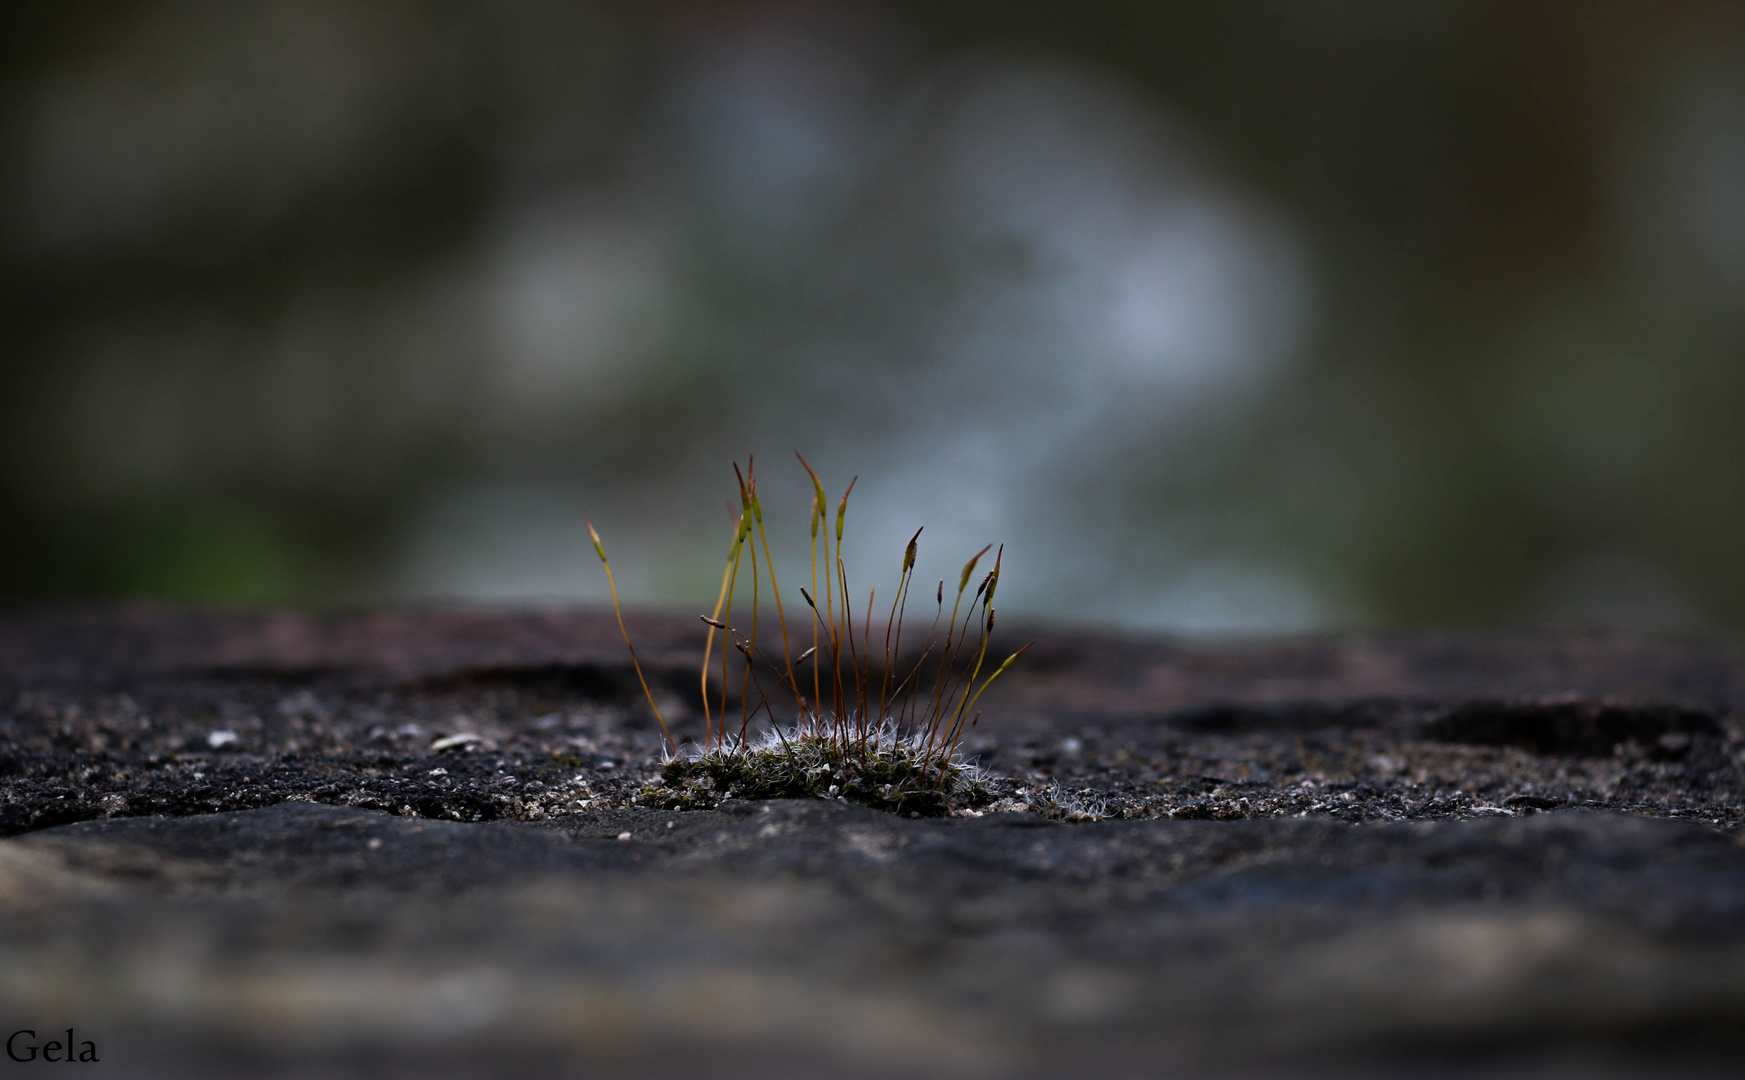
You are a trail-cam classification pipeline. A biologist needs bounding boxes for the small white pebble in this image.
[427,768,448,777]
[1060,737,1083,754]
[666,821,675,829]
[207,730,238,749]
[616,831,632,841]
[597,760,617,770]
[367,838,382,851]
[430,733,483,752]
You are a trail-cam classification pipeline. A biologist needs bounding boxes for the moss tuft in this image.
[596,457,1029,817]
[651,722,989,817]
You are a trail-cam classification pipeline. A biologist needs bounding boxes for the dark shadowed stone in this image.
[2,608,1745,1077]
[1421,698,1723,757]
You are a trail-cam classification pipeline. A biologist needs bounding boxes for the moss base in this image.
[650,725,989,817]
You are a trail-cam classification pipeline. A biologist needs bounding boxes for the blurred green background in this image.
[4,0,1745,633]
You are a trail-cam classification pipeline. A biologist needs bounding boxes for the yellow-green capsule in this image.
[957,544,991,595]
[797,453,828,540]
[835,477,857,546]
[987,645,1025,678]
[586,518,608,563]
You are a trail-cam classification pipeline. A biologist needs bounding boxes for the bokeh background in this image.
[5,0,1745,634]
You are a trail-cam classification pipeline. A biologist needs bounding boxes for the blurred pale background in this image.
[6,1,1745,634]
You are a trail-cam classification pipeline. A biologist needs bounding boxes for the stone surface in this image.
[3,608,1745,1077]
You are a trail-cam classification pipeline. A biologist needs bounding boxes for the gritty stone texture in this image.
[2,608,1745,1077]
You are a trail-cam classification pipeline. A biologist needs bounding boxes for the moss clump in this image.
[651,724,988,817]
[595,457,1029,818]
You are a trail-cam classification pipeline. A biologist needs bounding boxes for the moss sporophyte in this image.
[588,455,1030,817]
